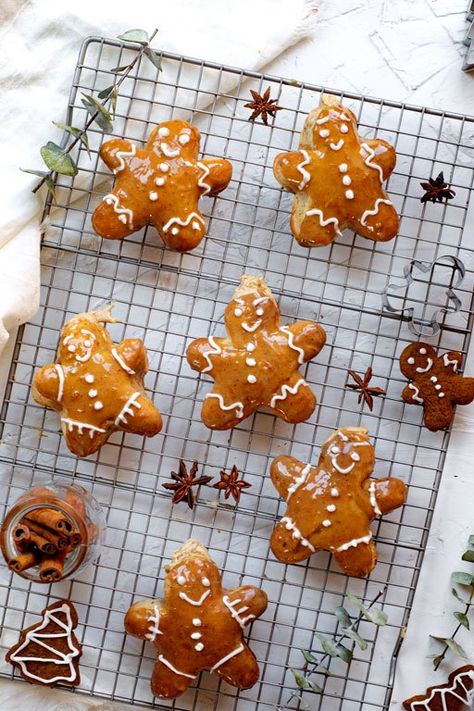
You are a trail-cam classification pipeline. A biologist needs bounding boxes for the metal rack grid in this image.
[1,37,474,711]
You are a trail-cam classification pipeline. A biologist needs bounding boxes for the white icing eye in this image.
[158,127,170,137]
[84,340,92,347]
[201,577,210,587]
[177,575,186,586]
[85,374,94,383]
[234,308,243,317]
[319,129,330,138]
[68,345,76,352]
[330,446,339,454]
[179,133,190,145]
[340,124,349,134]
[350,452,360,461]
[419,347,427,355]
[255,308,263,317]
[407,357,415,365]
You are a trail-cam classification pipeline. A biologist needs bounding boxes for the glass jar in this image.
[0,479,106,583]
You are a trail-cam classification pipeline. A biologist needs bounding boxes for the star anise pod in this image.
[162,460,213,510]
[244,87,283,126]
[213,465,251,504]
[420,171,456,204]
[346,367,386,412]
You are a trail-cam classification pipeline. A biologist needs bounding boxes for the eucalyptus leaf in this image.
[462,550,474,563]
[81,94,113,133]
[45,175,57,200]
[97,86,114,100]
[335,643,353,664]
[40,141,78,176]
[451,587,468,604]
[314,633,338,658]
[301,650,318,665]
[454,611,470,629]
[346,594,388,626]
[342,627,368,650]
[110,65,129,74]
[144,47,162,70]
[430,635,468,659]
[53,121,90,156]
[290,669,310,689]
[20,168,49,178]
[117,28,149,44]
[451,571,474,586]
[429,654,444,667]
[335,606,351,629]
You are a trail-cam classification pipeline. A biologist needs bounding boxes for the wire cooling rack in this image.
[1,36,474,711]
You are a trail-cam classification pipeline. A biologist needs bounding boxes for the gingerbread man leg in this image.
[214,645,259,689]
[201,386,248,430]
[93,186,146,240]
[333,539,377,578]
[63,426,110,458]
[151,658,195,699]
[355,199,399,243]
[295,210,340,248]
[270,519,313,563]
[267,373,316,423]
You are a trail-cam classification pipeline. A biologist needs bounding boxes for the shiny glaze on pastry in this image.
[32,308,162,457]
[124,539,267,699]
[92,120,232,252]
[273,94,399,247]
[270,427,407,577]
[186,274,326,429]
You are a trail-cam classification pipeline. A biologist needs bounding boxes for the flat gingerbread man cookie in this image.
[270,427,407,577]
[186,274,326,429]
[400,342,474,431]
[32,307,162,457]
[124,539,267,699]
[273,94,399,247]
[92,120,232,252]
[403,665,474,711]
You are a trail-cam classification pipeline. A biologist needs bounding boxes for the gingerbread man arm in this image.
[214,644,259,689]
[270,455,307,500]
[361,138,396,182]
[364,478,407,515]
[224,586,268,626]
[283,321,327,362]
[273,151,308,193]
[186,337,226,374]
[115,338,149,375]
[453,375,474,405]
[401,382,423,405]
[99,138,136,172]
[116,392,163,437]
[441,351,463,373]
[32,364,61,408]
[198,158,233,197]
[124,598,161,639]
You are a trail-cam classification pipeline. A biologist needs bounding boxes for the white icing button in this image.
[331,487,339,497]
[435,384,442,390]
[319,129,330,138]
[419,348,427,354]
[158,127,170,137]
[430,376,438,383]
[338,163,348,173]
[246,358,257,367]
[191,632,202,639]
[439,392,445,398]
[322,520,332,527]
[202,577,210,587]
[345,190,354,199]
[195,643,204,652]
[177,575,186,586]
[94,401,103,410]
[118,215,127,223]
[327,504,336,512]
[407,357,415,365]
[160,163,169,173]
[246,343,256,352]
[149,191,158,201]
[155,177,165,186]
[88,389,98,398]
[192,618,201,626]
[85,374,94,383]
[179,133,190,145]
[68,345,76,352]
[171,227,179,235]
[340,124,349,133]
[234,308,243,317]
[247,375,257,384]
[256,308,264,316]
[342,175,351,186]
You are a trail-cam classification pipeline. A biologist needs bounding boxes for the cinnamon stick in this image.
[24,518,68,550]
[8,551,39,572]
[12,522,31,543]
[27,530,57,555]
[26,507,73,534]
[39,549,67,583]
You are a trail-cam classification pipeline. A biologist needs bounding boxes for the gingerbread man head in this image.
[270,427,407,577]
[273,94,399,247]
[124,539,267,699]
[400,342,474,431]
[92,120,232,252]
[223,276,280,347]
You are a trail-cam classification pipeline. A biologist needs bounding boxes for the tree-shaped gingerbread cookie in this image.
[124,539,267,699]
[273,94,399,247]
[186,274,326,429]
[400,342,474,431]
[92,120,232,251]
[32,307,162,457]
[270,427,407,577]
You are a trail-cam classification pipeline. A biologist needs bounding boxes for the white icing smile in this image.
[160,142,180,158]
[329,139,344,151]
[415,358,433,374]
[179,590,210,607]
[241,320,262,333]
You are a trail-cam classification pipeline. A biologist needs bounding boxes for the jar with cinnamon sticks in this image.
[0,480,106,583]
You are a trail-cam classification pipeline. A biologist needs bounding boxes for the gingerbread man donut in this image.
[270,427,407,577]
[400,342,474,431]
[124,539,267,699]
[273,94,399,247]
[32,307,162,457]
[186,274,326,429]
[92,120,232,252]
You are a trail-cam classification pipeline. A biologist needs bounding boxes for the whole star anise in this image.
[162,460,212,509]
[244,87,283,126]
[420,171,456,204]
[346,367,386,412]
[213,465,251,504]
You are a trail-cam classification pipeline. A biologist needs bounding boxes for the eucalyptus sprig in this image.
[21,27,160,199]
[428,534,474,669]
[276,587,388,710]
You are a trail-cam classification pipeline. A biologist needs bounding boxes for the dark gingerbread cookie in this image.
[403,665,474,710]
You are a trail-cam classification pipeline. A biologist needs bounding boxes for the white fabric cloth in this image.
[0,1,316,709]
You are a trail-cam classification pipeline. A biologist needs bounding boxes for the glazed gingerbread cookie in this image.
[186,274,326,429]
[400,342,474,431]
[124,539,267,699]
[32,307,162,457]
[92,120,232,252]
[403,665,474,710]
[6,600,82,687]
[270,427,407,577]
[273,94,399,247]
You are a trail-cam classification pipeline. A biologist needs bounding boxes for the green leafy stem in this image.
[21,28,160,199]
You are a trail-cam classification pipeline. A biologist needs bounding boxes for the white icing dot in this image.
[202,577,210,587]
[179,133,190,145]
[345,190,354,199]
[119,215,127,223]
[158,127,170,137]
[256,308,264,316]
[439,392,445,398]
[319,129,330,138]
[195,643,204,652]
[326,504,336,512]
[338,163,348,173]
[435,384,442,390]
[85,374,94,383]
[407,357,415,365]
[234,308,243,317]
[331,488,339,497]
[247,375,257,384]
[149,191,158,201]
[84,340,92,347]
[171,227,179,235]
[68,345,76,352]
[192,618,201,626]
[177,575,186,586]
[350,452,360,461]
[330,446,339,454]
[160,163,169,173]
[419,347,427,355]
[322,520,332,527]
[431,376,438,383]
[88,389,98,398]
[340,124,349,134]
[94,401,103,410]
[191,632,202,639]
[246,343,255,352]
[246,358,256,367]
[155,177,165,186]
[342,175,352,186]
